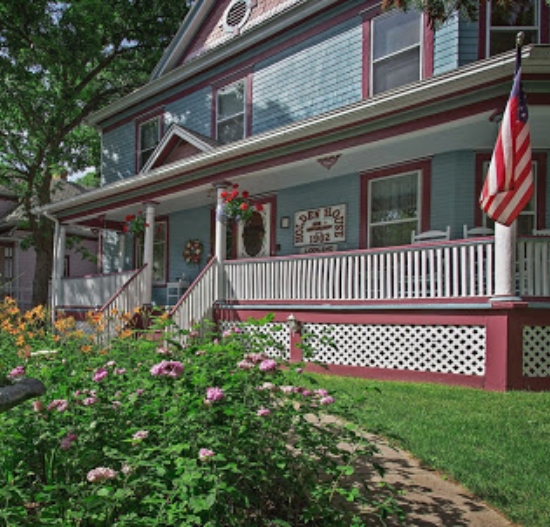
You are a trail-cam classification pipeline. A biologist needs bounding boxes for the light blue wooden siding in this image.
[458,19,479,66]
[252,16,363,134]
[433,14,459,75]
[276,173,361,256]
[165,86,212,138]
[101,124,135,185]
[430,151,476,237]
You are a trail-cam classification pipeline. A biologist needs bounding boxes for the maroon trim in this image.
[476,151,547,229]
[541,1,550,43]
[359,158,432,248]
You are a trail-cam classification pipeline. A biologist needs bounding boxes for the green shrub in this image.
[0,307,401,526]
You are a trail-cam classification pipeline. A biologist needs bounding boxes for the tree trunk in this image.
[32,223,54,308]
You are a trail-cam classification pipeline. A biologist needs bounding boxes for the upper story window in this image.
[371,10,423,96]
[216,78,246,144]
[138,116,161,170]
[487,0,540,56]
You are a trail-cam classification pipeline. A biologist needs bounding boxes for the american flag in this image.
[480,48,533,226]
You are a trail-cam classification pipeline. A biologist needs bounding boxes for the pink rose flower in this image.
[259,359,277,372]
[87,467,118,483]
[205,387,224,402]
[198,448,215,461]
[237,360,254,370]
[257,407,271,417]
[93,368,109,382]
[150,360,184,378]
[132,430,149,442]
[320,396,335,405]
[8,366,25,378]
[47,399,69,412]
[60,432,78,451]
[82,397,98,406]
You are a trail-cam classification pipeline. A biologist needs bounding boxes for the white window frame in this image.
[370,10,423,96]
[138,116,161,170]
[135,220,168,284]
[485,0,540,57]
[368,170,422,248]
[216,78,247,144]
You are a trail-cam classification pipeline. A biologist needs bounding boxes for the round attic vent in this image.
[223,0,253,33]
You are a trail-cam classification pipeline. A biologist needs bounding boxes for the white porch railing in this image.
[99,265,147,318]
[170,257,219,333]
[517,237,550,296]
[60,269,139,308]
[222,237,549,302]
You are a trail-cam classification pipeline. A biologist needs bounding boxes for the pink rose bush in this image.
[0,312,395,526]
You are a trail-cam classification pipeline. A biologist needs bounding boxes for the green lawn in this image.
[308,375,550,527]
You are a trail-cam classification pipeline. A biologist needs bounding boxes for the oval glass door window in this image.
[237,203,271,258]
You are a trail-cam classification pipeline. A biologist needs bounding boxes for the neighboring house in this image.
[0,178,99,311]
[39,0,550,390]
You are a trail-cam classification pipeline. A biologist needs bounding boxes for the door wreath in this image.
[183,239,203,265]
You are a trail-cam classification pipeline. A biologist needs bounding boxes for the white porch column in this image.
[142,203,156,305]
[56,224,67,305]
[215,183,229,300]
[493,221,519,300]
[118,232,126,272]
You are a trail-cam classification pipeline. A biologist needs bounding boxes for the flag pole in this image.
[491,32,524,302]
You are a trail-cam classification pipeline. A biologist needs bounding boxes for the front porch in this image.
[55,235,550,391]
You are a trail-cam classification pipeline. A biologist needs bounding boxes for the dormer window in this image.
[371,10,422,95]
[216,78,246,144]
[487,0,539,56]
[138,116,161,170]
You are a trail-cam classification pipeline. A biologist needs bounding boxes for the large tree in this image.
[0,0,189,307]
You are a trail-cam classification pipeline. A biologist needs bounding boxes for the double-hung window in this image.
[138,116,161,170]
[216,79,246,144]
[369,171,420,248]
[487,0,540,56]
[371,10,422,95]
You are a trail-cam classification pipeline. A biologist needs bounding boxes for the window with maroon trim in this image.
[476,152,547,234]
[369,9,424,96]
[480,0,548,57]
[216,78,247,144]
[135,221,168,284]
[137,115,162,171]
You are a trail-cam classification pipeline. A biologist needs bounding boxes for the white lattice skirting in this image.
[219,321,290,360]
[523,326,550,377]
[303,323,486,376]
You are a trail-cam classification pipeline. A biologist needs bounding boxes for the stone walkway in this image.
[357,435,516,526]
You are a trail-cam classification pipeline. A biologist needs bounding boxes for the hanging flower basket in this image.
[217,184,264,224]
[123,211,148,237]
[183,239,203,265]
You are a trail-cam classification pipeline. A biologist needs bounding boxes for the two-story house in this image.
[39,0,550,390]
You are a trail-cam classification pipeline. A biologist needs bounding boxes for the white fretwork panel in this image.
[303,323,486,376]
[523,326,550,377]
[219,320,290,360]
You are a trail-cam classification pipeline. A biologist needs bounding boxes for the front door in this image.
[237,202,272,258]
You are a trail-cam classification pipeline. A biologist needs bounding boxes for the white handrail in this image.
[170,257,219,334]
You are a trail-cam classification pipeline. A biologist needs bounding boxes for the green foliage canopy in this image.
[0,0,189,305]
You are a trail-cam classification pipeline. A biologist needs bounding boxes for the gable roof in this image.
[140,123,218,173]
